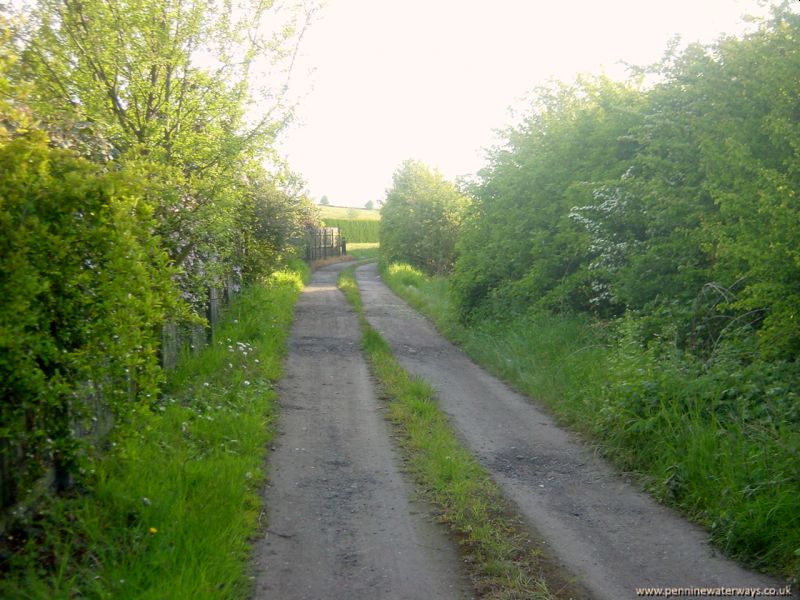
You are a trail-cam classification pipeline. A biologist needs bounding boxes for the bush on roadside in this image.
[0,133,177,508]
[0,263,307,599]
[380,160,468,275]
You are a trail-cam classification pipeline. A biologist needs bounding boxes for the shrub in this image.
[0,134,176,508]
[380,160,468,275]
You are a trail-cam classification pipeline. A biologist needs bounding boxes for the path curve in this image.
[356,262,794,600]
[251,263,473,600]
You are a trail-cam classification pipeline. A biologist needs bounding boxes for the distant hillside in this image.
[319,205,380,221]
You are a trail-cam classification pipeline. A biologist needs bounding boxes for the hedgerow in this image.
[0,0,317,518]
[0,133,178,506]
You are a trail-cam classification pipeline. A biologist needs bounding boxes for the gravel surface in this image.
[251,263,474,600]
[356,262,795,600]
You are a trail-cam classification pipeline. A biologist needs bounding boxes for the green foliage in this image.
[0,0,313,514]
[16,0,314,299]
[236,173,318,283]
[0,134,176,507]
[452,76,646,320]
[380,160,469,275]
[441,8,800,574]
[320,218,380,243]
[0,265,306,599]
[0,14,27,141]
[594,325,800,574]
[384,262,800,578]
[453,5,800,361]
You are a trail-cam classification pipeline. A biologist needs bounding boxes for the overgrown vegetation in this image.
[374,2,800,579]
[338,267,587,600]
[0,135,177,504]
[0,262,308,599]
[380,160,469,275]
[11,0,318,296]
[453,5,800,357]
[1,0,317,514]
[382,262,800,579]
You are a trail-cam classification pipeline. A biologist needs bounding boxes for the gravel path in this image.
[355,262,794,600]
[251,263,473,600]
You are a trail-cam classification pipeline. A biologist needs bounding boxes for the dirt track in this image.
[354,262,794,600]
[251,263,473,600]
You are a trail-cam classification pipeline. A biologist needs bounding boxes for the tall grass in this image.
[0,261,309,599]
[380,263,607,423]
[381,262,800,580]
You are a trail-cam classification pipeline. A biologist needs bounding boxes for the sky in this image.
[276,0,779,207]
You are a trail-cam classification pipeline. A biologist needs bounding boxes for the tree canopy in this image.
[453,3,800,360]
[0,0,317,511]
[13,0,317,297]
[380,160,468,275]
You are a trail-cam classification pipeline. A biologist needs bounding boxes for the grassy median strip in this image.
[338,266,582,600]
[0,261,308,600]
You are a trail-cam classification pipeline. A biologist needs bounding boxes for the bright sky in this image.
[277,0,777,207]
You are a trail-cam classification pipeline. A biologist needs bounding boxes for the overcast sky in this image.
[277,0,779,207]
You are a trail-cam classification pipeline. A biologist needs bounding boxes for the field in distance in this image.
[319,205,380,221]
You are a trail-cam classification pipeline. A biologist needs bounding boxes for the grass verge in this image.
[380,262,800,582]
[0,260,309,599]
[380,264,608,427]
[338,266,585,600]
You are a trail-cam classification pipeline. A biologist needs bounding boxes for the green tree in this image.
[0,133,176,501]
[237,166,318,283]
[364,200,374,210]
[696,5,800,359]
[452,77,646,319]
[381,160,468,275]
[451,2,800,359]
[580,4,800,357]
[0,0,316,508]
[16,0,314,298]
[320,195,330,205]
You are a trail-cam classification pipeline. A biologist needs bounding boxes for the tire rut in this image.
[355,262,794,600]
[250,263,473,600]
